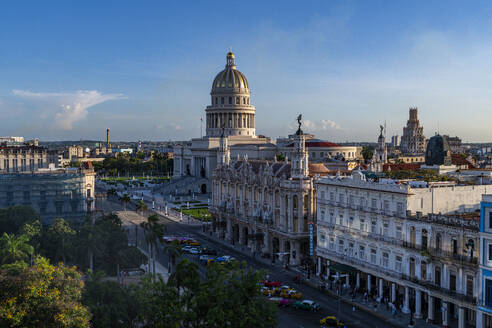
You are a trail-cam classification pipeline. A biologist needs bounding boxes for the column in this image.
[287,195,293,232]
[378,278,383,298]
[356,272,360,289]
[367,274,372,293]
[402,286,410,314]
[458,307,465,328]
[442,301,449,327]
[326,260,330,279]
[476,311,483,328]
[345,274,350,288]
[391,283,396,303]
[415,289,422,319]
[427,294,434,323]
[317,257,321,276]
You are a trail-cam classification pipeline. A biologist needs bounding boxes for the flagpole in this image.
[200,117,203,138]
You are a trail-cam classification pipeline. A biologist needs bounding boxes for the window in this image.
[384,200,389,210]
[348,243,354,256]
[359,246,366,260]
[370,249,377,264]
[395,256,402,272]
[486,279,492,307]
[489,212,492,229]
[349,195,354,205]
[452,239,458,255]
[236,97,240,104]
[360,218,366,231]
[330,192,335,202]
[23,191,30,201]
[488,244,492,261]
[338,240,344,253]
[382,252,389,267]
[320,233,326,243]
[320,210,325,222]
[329,237,335,250]
[466,275,474,297]
[339,194,345,204]
[397,202,403,215]
[228,97,232,104]
[396,225,402,239]
[338,215,343,225]
[371,220,377,233]
[383,222,389,236]
[371,198,377,209]
[349,217,354,228]
[221,97,224,104]
[320,191,325,200]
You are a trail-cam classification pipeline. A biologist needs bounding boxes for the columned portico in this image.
[403,286,410,314]
[415,289,422,319]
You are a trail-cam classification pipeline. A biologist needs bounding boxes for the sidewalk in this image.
[290,267,442,328]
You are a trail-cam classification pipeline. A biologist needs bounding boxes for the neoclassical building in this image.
[210,125,329,266]
[173,52,275,192]
[316,172,489,328]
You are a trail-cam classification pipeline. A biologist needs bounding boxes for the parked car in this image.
[181,246,192,253]
[320,316,345,327]
[280,289,302,299]
[199,255,214,262]
[189,247,201,254]
[292,300,320,311]
[263,280,281,288]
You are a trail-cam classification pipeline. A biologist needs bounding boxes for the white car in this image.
[189,247,201,254]
[182,246,192,253]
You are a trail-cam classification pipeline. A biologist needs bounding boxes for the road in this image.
[101,197,395,328]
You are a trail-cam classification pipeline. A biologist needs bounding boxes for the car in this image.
[189,247,201,254]
[320,316,345,327]
[199,255,214,262]
[292,300,320,311]
[181,245,192,253]
[280,289,302,299]
[260,287,273,297]
[263,280,281,288]
[216,255,235,263]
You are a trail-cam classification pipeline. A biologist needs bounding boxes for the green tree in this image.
[163,240,182,274]
[42,218,76,263]
[139,214,163,279]
[0,206,39,236]
[82,274,139,328]
[121,194,131,211]
[0,233,34,266]
[0,257,91,328]
[136,200,148,215]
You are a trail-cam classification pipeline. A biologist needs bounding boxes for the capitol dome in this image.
[211,51,249,93]
[205,51,256,138]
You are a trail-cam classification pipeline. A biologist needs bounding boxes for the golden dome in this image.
[211,52,249,93]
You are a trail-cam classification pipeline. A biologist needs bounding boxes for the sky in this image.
[1,1,492,142]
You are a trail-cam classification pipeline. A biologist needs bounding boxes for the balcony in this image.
[426,247,477,265]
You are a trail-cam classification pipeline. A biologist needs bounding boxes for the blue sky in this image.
[1,1,492,142]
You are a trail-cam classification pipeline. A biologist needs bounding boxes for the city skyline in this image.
[2,1,492,142]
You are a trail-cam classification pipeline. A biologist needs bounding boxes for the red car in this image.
[263,280,281,288]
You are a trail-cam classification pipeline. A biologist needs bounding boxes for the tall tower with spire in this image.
[217,128,230,166]
[291,115,309,179]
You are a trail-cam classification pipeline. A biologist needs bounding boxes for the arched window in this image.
[236,97,240,104]
[436,233,442,251]
[243,97,246,104]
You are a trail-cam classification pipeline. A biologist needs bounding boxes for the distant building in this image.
[391,135,401,148]
[369,125,387,172]
[443,135,463,154]
[397,155,425,164]
[0,164,95,224]
[0,136,24,145]
[0,145,56,172]
[400,107,426,155]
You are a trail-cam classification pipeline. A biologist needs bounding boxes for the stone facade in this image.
[0,145,52,172]
[316,172,486,327]
[210,131,326,266]
[400,107,427,155]
[0,166,95,224]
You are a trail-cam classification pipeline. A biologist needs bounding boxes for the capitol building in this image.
[173,52,360,193]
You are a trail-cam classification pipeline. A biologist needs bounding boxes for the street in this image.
[101,197,395,328]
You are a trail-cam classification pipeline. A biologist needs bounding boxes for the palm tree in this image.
[139,214,163,279]
[121,194,131,211]
[0,233,34,265]
[136,200,148,215]
[163,240,182,274]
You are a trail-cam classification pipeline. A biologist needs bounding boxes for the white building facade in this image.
[316,173,486,327]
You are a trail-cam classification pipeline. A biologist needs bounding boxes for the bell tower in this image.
[291,114,309,179]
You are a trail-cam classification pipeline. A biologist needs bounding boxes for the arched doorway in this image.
[201,184,207,194]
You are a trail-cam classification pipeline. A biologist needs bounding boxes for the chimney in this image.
[106,128,110,150]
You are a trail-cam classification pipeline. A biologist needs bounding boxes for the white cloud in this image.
[12,90,125,130]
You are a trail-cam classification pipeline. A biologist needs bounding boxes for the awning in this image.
[327,263,357,274]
